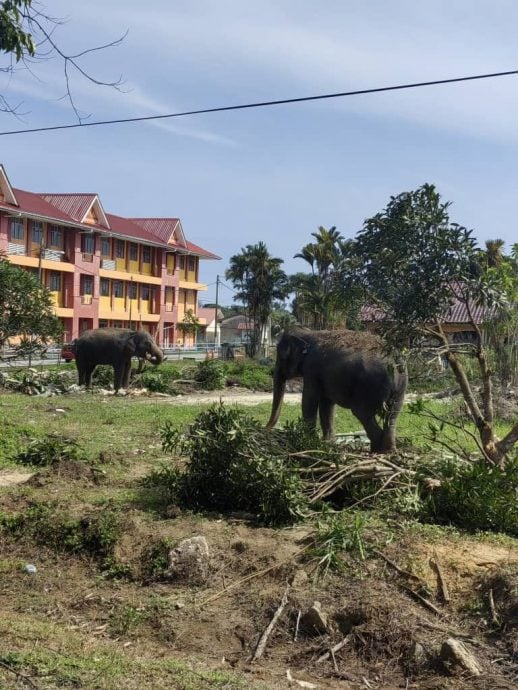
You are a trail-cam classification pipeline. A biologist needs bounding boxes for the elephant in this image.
[266,328,407,453]
[72,328,164,392]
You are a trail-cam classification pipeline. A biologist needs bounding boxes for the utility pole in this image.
[214,275,220,349]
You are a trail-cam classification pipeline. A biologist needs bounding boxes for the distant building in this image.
[0,165,219,346]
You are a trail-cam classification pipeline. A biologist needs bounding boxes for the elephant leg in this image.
[122,360,132,389]
[113,362,125,392]
[301,382,319,433]
[352,408,384,452]
[84,365,95,388]
[319,397,335,441]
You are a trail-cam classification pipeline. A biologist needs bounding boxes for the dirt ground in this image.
[0,388,517,690]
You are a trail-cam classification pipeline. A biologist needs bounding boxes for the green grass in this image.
[0,391,514,469]
[0,615,255,690]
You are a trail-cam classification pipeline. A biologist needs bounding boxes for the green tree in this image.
[0,256,62,355]
[176,309,200,340]
[354,184,516,465]
[291,226,360,329]
[1,0,124,117]
[225,242,288,358]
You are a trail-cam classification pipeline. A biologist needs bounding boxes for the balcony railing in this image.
[82,252,94,262]
[43,249,64,261]
[101,259,116,270]
[7,243,26,256]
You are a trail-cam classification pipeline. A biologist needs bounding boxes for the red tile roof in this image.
[185,240,220,260]
[0,175,219,260]
[40,193,98,223]
[129,218,185,246]
[1,188,77,224]
[361,295,491,326]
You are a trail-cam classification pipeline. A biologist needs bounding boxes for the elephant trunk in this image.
[266,370,286,429]
[146,345,164,366]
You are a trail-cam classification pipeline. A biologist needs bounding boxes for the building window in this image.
[49,272,61,291]
[101,237,111,257]
[113,280,124,298]
[129,282,137,299]
[179,255,185,269]
[31,221,43,245]
[81,234,95,254]
[9,218,24,241]
[188,256,196,271]
[100,278,110,296]
[141,285,150,300]
[48,225,63,248]
[99,320,108,328]
[142,246,151,263]
[116,240,125,258]
[81,275,93,295]
[129,243,138,261]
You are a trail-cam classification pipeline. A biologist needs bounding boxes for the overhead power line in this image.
[1,68,518,137]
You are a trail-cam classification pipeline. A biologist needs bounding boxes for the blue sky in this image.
[1,1,517,306]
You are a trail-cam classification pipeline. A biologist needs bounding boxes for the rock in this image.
[167,536,210,584]
[300,601,329,636]
[290,569,309,588]
[440,638,482,676]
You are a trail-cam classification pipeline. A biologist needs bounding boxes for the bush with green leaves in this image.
[157,404,307,525]
[15,434,85,467]
[225,359,273,391]
[418,455,518,536]
[0,502,122,561]
[194,359,226,390]
[92,365,114,387]
[312,509,370,576]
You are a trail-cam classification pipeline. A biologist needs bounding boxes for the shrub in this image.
[157,404,307,525]
[226,359,273,391]
[419,455,518,536]
[194,360,226,390]
[0,502,122,561]
[15,435,85,467]
[92,365,114,387]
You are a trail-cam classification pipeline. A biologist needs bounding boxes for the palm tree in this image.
[225,242,288,358]
[484,239,506,268]
[292,226,359,329]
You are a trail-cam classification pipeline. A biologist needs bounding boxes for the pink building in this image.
[0,165,219,346]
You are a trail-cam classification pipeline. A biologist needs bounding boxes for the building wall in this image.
[1,213,207,346]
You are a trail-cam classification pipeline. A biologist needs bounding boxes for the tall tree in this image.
[354,184,516,465]
[0,255,62,354]
[225,242,288,358]
[1,0,124,118]
[292,226,360,329]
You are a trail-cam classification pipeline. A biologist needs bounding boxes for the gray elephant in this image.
[72,328,164,392]
[266,328,407,453]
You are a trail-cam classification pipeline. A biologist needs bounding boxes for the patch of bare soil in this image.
[1,488,517,690]
[0,469,34,486]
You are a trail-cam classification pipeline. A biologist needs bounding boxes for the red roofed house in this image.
[0,165,219,347]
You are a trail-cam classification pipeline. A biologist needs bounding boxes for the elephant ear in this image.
[124,333,138,356]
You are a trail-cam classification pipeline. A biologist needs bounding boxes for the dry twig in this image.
[250,584,290,661]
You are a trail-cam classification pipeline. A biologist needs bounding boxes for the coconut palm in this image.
[226,242,288,358]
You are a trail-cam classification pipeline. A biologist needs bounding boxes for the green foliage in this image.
[225,358,273,391]
[418,456,518,536]
[176,308,200,336]
[141,537,173,579]
[194,359,226,390]
[292,227,362,330]
[312,510,370,576]
[225,241,288,357]
[354,184,482,348]
[0,257,62,349]
[0,502,122,560]
[0,0,35,61]
[15,434,85,466]
[158,404,307,525]
[92,365,114,387]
